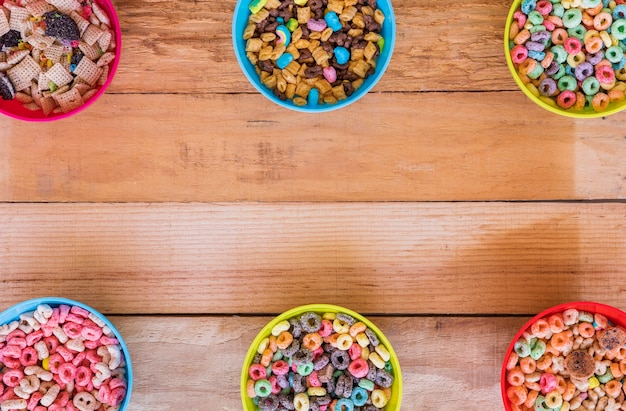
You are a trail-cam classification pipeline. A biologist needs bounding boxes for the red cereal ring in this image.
[536,0,552,15]
[556,90,577,109]
[2,369,23,387]
[564,37,582,55]
[109,387,127,406]
[20,346,38,367]
[27,392,43,410]
[48,353,64,373]
[62,322,82,339]
[43,336,60,353]
[75,365,92,386]
[596,65,616,84]
[511,44,528,64]
[348,342,362,360]
[81,324,103,341]
[248,363,267,381]
[58,362,77,384]
[271,359,290,375]
[318,319,333,337]
[98,384,112,404]
[25,330,44,346]
[347,358,369,378]
[307,370,322,387]
[2,345,21,359]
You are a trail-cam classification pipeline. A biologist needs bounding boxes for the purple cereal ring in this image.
[574,61,593,81]
[526,41,546,52]
[545,61,560,75]
[587,51,604,65]
[539,78,557,96]
[531,30,551,44]
[307,18,327,32]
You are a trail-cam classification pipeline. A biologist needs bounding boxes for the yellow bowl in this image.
[504,0,626,118]
[241,304,402,410]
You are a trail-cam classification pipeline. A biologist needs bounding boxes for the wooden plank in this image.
[1,202,625,315]
[110,0,514,94]
[1,93,625,202]
[111,315,518,410]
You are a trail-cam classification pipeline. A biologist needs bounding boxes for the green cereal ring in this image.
[579,311,594,322]
[530,339,547,360]
[529,10,544,25]
[581,0,601,7]
[534,395,551,411]
[551,45,568,64]
[606,46,624,63]
[296,362,314,376]
[552,64,566,80]
[358,378,375,391]
[558,75,577,91]
[582,76,600,95]
[567,25,586,40]
[254,379,272,397]
[612,20,626,41]
[598,368,614,384]
[527,63,545,79]
[530,25,547,34]
[552,3,565,17]
[514,340,531,357]
[563,8,583,28]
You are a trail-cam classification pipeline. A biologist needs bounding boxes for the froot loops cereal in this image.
[245,310,396,411]
[504,306,626,411]
[242,0,387,107]
[0,302,128,411]
[507,0,626,113]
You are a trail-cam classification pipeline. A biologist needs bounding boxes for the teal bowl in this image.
[232,0,396,112]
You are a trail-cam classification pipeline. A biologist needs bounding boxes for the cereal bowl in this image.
[241,304,402,410]
[232,0,396,112]
[501,301,626,411]
[0,0,122,121]
[505,0,626,118]
[0,297,132,410]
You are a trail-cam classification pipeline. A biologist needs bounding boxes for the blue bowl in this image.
[0,297,132,410]
[232,0,396,112]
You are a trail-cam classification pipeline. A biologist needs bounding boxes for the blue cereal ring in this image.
[351,387,368,407]
[276,53,293,69]
[521,0,536,15]
[307,88,319,106]
[614,4,626,19]
[335,399,354,411]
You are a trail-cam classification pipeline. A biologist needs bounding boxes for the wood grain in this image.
[111,0,514,94]
[1,202,624,315]
[113,315,518,410]
[1,93,625,202]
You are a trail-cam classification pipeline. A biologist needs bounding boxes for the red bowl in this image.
[501,301,626,410]
[0,0,121,121]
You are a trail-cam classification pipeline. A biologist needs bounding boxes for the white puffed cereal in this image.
[33,340,49,360]
[40,383,61,407]
[66,338,85,353]
[73,391,98,411]
[24,365,53,381]
[52,325,69,344]
[0,399,27,411]
[107,345,122,370]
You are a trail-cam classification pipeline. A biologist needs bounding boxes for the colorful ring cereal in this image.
[241,304,402,410]
[505,0,626,116]
[501,302,626,411]
[0,297,132,411]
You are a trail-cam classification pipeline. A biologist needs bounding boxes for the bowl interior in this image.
[232,0,396,112]
[504,0,626,118]
[241,303,402,410]
[501,301,626,411]
[0,297,133,410]
[0,0,122,121]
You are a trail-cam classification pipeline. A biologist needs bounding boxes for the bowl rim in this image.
[0,0,122,122]
[0,296,133,409]
[231,0,396,113]
[504,0,626,118]
[500,301,626,410]
[240,303,403,410]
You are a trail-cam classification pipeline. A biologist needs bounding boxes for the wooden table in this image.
[1,0,626,408]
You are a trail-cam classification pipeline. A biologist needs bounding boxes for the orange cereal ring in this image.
[606,379,622,398]
[548,314,565,333]
[260,348,273,367]
[349,322,367,338]
[507,352,520,371]
[541,51,554,69]
[531,318,551,338]
[507,367,525,386]
[547,15,563,27]
[574,92,586,111]
[593,12,613,31]
[507,385,528,406]
[552,28,568,45]
[524,389,539,408]
[555,375,567,394]
[585,36,603,54]
[326,333,340,346]
[587,1,603,16]
[302,333,322,351]
[514,29,531,45]
[276,331,293,350]
[610,362,624,379]
[524,381,541,391]
[269,335,278,352]
[520,356,536,374]
[609,88,625,102]
[536,355,552,371]
[592,92,610,112]
[582,11,594,27]
[562,382,576,401]
[550,331,571,352]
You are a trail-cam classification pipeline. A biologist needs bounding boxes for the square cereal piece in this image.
[52,86,83,112]
[0,7,9,36]
[91,2,110,26]
[96,51,114,67]
[97,29,111,52]
[26,33,56,50]
[7,55,40,91]
[97,63,108,85]
[45,62,73,87]
[6,49,29,65]
[8,6,29,31]
[42,44,64,63]
[39,95,57,115]
[69,10,90,35]
[25,0,55,17]
[45,0,81,14]
[78,41,101,60]
[73,56,102,86]
[82,24,103,46]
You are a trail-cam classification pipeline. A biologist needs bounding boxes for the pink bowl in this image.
[0,0,121,121]
[501,301,626,411]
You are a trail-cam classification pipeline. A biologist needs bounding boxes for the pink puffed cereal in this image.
[25,330,44,347]
[62,322,82,339]
[74,365,92,387]
[58,305,70,323]
[58,362,77,384]
[3,369,24,387]
[540,372,557,394]
[307,371,322,387]
[348,342,362,360]
[318,319,333,337]
[69,306,90,318]
[110,388,126,406]
[271,359,290,375]
[347,358,370,378]
[249,363,267,380]
[20,347,38,367]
